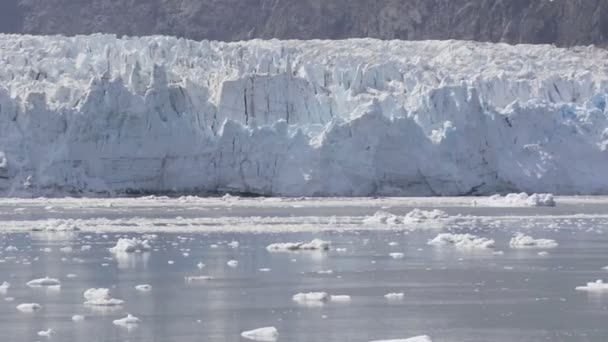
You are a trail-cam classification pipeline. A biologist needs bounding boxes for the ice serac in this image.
[0,34,607,197]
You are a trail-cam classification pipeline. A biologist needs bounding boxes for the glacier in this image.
[0,34,607,197]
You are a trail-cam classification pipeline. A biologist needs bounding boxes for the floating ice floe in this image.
[384,293,405,300]
[292,292,329,303]
[27,277,61,287]
[369,336,432,342]
[4,246,18,252]
[509,233,558,249]
[266,239,330,252]
[428,233,495,249]
[240,326,279,342]
[16,303,42,312]
[474,193,556,207]
[363,209,448,225]
[109,238,151,253]
[72,315,85,322]
[330,295,351,302]
[0,281,10,293]
[575,280,608,292]
[389,253,405,259]
[83,288,124,306]
[227,260,238,267]
[185,275,214,282]
[37,329,56,338]
[403,209,449,223]
[363,211,404,225]
[135,284,152,292]
[113,314,141,327]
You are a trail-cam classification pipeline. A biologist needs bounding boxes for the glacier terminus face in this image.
[0,34,606,196]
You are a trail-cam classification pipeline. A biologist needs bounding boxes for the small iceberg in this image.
[241,326,278,341]
[267,239,330,252]
[509,233,558,249]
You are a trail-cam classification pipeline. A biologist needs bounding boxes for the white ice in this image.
[109,238,152,253]
[16,303,42,312]
[293,292,329,303]
[428,233,495,249]
[26,277,61,287]
[475,193,556,207]
[37,329,56,338]
[369,336,432,342]
[240,327,279,342]
[266,239,331,252]
[0,35,606,197]
[135,284,152,292]
[113,314,141,327]
[509,233,558,248]
[575,279,608,292]
[83,288,124,306]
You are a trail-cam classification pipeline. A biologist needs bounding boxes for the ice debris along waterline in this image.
[1,35,607,197]
[575,280,608,292]
[428,233,495,249]
[109,238,152,253]
[240,327,279,342]
[31,219,81,232]
[83,288,124,306]
[474,193,556,207]
[266,239,331,252]
[509,233,559,249]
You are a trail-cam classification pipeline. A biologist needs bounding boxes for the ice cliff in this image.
[0,34,607,197]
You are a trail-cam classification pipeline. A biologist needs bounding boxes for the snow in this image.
[241,327,279,342]
[369,336,432,342]
[475,193,556,207]
[16,303,42,312]
[0,35,607,197]
[113,314,141,327]
[428,233,495,249]
[109,238,151,253]
[509,233,558,248]
[266,239,331,252]
[575,279,608,292]
[83,288,124,306]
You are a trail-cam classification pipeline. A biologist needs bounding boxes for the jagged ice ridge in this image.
[0,34,607,196]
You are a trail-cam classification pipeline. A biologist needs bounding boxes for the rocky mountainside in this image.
[1,0,607,46]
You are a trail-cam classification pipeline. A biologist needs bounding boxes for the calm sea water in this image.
[1,203,608,342]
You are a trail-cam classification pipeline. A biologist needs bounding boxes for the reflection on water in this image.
[0,224,608,342]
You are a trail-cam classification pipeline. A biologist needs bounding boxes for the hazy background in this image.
[0,0,607,46]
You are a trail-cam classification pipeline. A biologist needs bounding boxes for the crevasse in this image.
[0,34,606,196]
